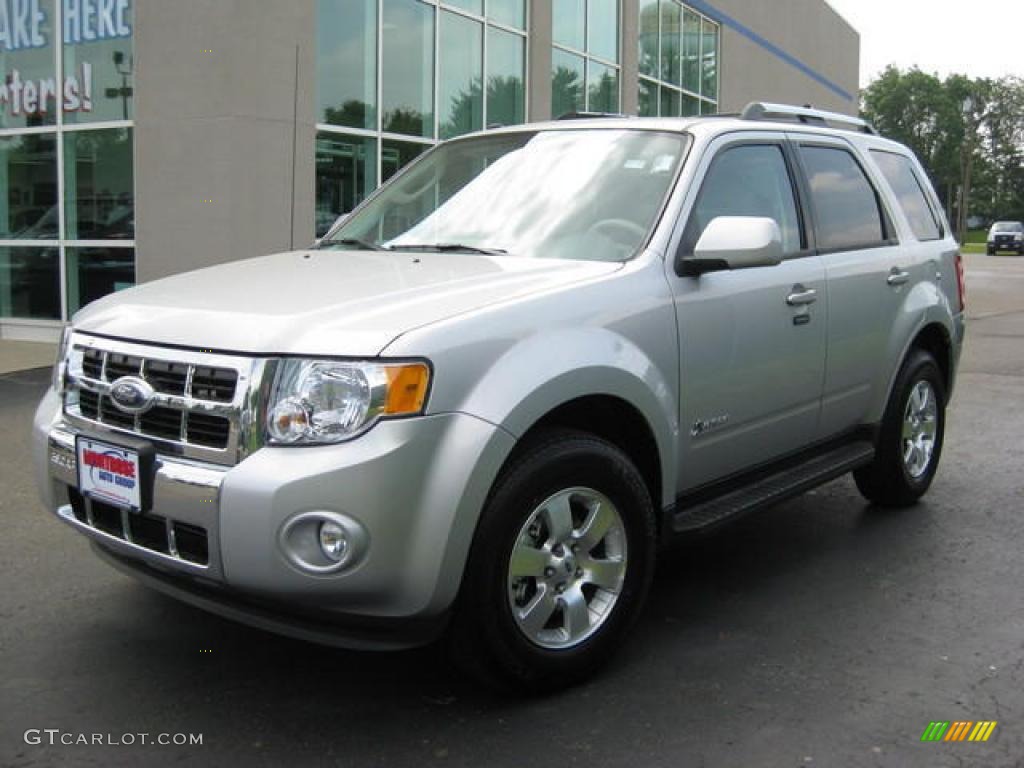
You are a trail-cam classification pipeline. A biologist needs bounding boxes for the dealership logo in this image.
[921,721,997,742]
[0,0,132,53]
[108,376,155,414]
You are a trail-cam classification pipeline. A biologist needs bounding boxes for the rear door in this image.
[667,132,828,491]
[789,136,909,438]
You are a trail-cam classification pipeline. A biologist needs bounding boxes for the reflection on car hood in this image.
[73,250,622,356]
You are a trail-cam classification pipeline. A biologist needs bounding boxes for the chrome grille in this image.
[62,334,269,465]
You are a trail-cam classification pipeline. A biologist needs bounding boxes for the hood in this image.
[74,250,621,356]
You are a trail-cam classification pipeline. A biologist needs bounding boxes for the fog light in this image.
[319,521,349,562]
[278,511,369,575]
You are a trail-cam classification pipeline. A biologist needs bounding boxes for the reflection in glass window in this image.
[317,0,376,130]
[382,140,427,183]
[701,18,718,100]
[588,0,619,63]
[685,144,803,256]
[0,247,60,319]
[339,130,687,263]
[0,134,58,239]
[64,128,134,241]
[800,145,887,251]
[62,0,134,124]
[489,0,526,30]
[0,0,56,130]
[552,49,585,118]
[638,78,657,117]
[487,28,525,128]
[446,0,483,15]
[638,1,718,118]
[660,0,681,86]
[552,0,621,114]
[871,151,943,241]
[439,11,483,140]
[382,0,434,138]
[553,0,586,50]
[65,247,134,315]
[682,9,701,93]
[638,0,658,77]
[588,62,619,114]
[315,133,377,236]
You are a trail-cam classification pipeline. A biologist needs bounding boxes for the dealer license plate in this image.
[76,437,144,512]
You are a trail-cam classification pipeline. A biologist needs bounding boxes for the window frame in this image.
[791,139,899,257]
[676,136,813,266]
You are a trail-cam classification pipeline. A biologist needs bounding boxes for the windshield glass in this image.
[992,221,1023,233]
[325,129,689,262]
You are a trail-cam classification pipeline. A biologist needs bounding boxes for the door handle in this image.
[887,268,911,286]
[786,286,818,306]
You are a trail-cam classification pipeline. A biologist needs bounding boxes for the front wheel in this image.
[448,430,656,692]
[854,349,946,507]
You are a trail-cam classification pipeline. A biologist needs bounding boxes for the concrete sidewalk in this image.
[0,340,57,376]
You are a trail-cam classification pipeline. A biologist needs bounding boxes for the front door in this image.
[666,134,827,491]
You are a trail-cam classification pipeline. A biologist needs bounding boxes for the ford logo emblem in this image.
[109,377,156,414]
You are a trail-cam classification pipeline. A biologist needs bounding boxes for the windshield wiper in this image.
[389,243,508,255]
[317,237,385,252]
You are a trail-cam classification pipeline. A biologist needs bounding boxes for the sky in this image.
[824,0,1024,87]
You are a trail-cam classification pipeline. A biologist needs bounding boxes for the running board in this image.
[671,441,876,534]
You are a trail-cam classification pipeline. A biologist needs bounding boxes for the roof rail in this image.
[556,111,632,121]
[740,102,877,135]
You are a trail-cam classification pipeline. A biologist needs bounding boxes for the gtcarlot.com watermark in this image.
[24,729,203,747]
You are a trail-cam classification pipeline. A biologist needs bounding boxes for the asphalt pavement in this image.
[1,252,1022,768]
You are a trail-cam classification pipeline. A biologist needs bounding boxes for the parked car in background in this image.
[987,221,1024,255]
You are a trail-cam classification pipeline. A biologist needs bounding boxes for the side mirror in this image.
[679,216,784,277]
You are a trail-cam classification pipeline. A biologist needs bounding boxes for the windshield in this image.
[992,221,1023,233]
[324,129,689,262]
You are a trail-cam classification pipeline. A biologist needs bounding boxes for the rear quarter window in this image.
[871,150,943,241]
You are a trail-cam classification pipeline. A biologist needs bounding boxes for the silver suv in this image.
[34,103,965,691]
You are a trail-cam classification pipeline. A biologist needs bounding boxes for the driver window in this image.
[682,143,803,256]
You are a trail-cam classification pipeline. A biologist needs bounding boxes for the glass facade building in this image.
[314,0,720,235]
[0,0,860,337]
[0,0,134,326]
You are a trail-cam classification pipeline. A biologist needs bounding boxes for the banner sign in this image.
[0,0,132,117]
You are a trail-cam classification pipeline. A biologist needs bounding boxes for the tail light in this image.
[954,251,966,312]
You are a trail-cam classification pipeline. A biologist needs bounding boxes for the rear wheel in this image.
[448,430,656,693]
[854,349,946,507]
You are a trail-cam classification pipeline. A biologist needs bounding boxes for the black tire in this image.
[854,349,946,507]
[448,429,656,693]
[986,248,995,255]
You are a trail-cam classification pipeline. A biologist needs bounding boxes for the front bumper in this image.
[33,388,515,649]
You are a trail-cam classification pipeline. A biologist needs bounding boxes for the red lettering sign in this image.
[83,449,136,479]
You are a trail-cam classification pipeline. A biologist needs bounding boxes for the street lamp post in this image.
[106,51,134,121]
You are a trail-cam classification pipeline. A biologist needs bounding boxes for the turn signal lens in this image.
[385,364,431,415]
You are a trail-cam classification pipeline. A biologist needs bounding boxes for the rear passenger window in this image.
[684,144,803,256]
[871,151,943,241]
[799,145,889,252]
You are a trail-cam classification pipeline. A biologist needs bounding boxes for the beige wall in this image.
[711,0,859,115]
[134,0,317,282]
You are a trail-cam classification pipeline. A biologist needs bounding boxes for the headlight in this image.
[266,359,431,445]
[52,325,72,394]
[1015,233,1023,242]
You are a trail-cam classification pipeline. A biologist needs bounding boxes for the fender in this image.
[870,277,956,423]
[454,326,680,510]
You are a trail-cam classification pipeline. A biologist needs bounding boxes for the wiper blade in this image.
[389,243,508,255]
[317,238,385,251]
